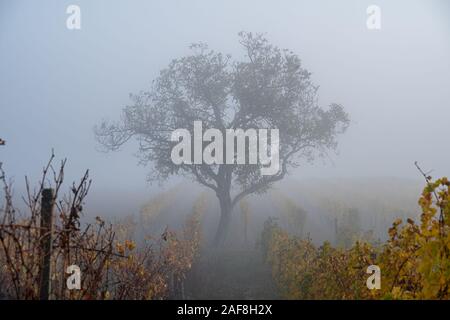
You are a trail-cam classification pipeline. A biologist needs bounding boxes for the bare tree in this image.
[95,32,349,245]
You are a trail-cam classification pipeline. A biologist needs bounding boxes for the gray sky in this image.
[1,0,449,197]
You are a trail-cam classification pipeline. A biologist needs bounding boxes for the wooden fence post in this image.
[39,188,54,300]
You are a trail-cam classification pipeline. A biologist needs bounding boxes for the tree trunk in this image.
[213,193,233,247]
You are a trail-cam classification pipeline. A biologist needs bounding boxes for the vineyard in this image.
[1,154,449,300]
[262,174,450,299]
[0,154,202,300]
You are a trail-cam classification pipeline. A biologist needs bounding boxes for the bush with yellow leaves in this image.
[263,176,450,300]
[378,176,449,299]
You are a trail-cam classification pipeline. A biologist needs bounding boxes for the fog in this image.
[2,0,450,300]
[1,0,449,213]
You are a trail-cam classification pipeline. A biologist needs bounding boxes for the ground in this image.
[185,248,280,300]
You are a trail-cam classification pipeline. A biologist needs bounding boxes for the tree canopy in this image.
[95,32,349,244]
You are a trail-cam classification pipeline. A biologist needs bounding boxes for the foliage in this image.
[335,207,362,248]
[271,191,307,238]
[262,219,375,299]
[139,184,184,230]
[263,176,450,299]
[378,176,450,299]
[0,155,202,300]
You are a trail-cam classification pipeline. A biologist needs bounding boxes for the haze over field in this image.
[1,1,449,196]
[1,0,449,301]
[0,0,448,246]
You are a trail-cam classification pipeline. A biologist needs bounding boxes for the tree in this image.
[95,32,349,246]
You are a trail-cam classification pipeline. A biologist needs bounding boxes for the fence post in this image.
[39,188,54,300]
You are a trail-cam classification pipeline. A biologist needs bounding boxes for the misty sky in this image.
[1,0,449,197]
